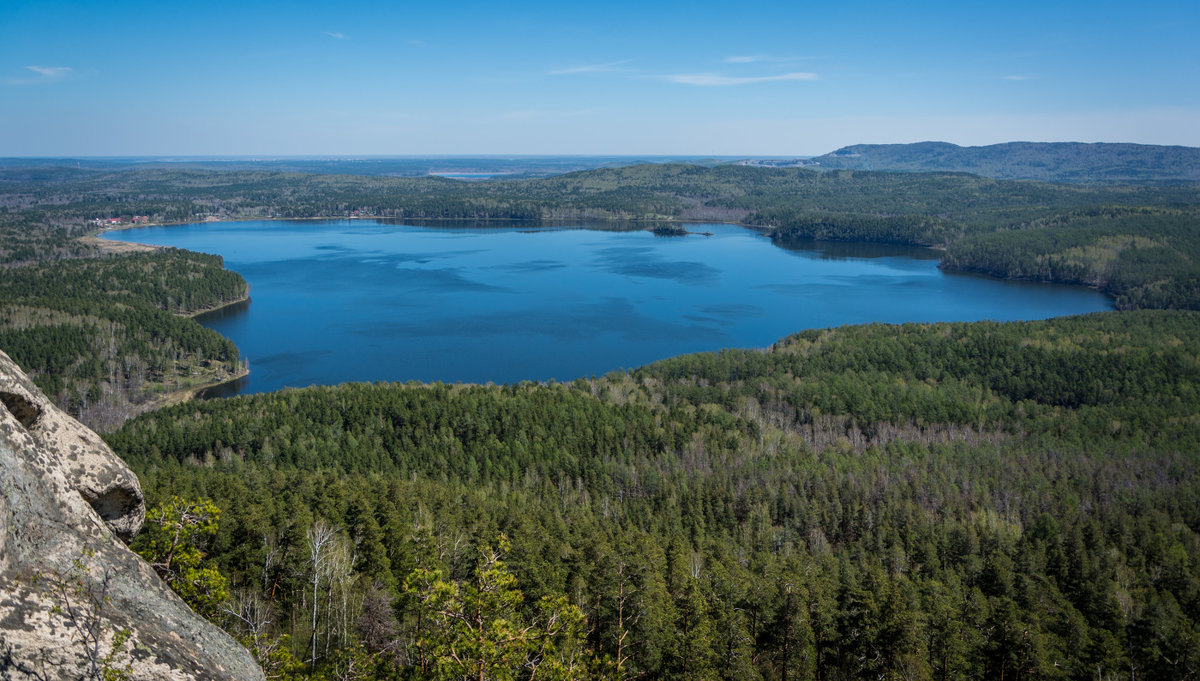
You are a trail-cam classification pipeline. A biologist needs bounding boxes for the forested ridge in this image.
[106,311,1200,680]
[811,142,1200,182]
[7,163,1196,226]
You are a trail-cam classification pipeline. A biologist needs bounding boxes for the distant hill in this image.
[812,141,1200,182]
[0,155,734,181]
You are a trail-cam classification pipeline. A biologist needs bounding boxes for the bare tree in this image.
[321,534,355,658]
[356,582,399,659]
[611,561,642,681]
[306,519,338,668]
[224,590,274,648]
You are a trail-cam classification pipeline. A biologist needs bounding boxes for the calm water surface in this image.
[105,220,1113,395]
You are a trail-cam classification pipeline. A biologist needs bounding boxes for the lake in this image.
[104,220,1113,395]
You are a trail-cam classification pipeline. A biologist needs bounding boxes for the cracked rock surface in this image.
[0,349,264,680]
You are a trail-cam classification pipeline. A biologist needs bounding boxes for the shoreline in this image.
[86,215,1117,412]
[142,364,251,412]
[175,295,252,401]
[186,293,251,319]
[93,212,704,233]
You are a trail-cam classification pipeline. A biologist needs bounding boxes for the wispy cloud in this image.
[724,55,814,64]
[324,31,347,40]
[27,66,72,78]
[5,65,73,85]
[549,60,632,76]
[1002,74,1031,81]
[664,72,818,86]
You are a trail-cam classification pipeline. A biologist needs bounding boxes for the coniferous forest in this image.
[107,311,1200,681]
[1,161,1198,679]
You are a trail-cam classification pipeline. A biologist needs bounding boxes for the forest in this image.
[0,160,1198,678]
[105,311,1200,680]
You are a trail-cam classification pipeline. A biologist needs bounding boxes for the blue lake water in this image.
[105,220,1113,395]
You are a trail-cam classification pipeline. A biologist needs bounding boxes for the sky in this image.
[2,0,1198,156]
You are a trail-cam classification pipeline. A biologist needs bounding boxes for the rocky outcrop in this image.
[0,350,264,680]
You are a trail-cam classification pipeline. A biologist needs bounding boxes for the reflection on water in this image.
[593,246,721,285]
[105,219,1113,396]
[195,374,250,400]
[773,236,943,261]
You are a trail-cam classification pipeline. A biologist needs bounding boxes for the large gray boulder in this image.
[0,350,264,680]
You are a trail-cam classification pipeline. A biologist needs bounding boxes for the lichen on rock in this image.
[0,349,264,680]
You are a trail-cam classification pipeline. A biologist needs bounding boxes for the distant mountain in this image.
[812,141,1200,182]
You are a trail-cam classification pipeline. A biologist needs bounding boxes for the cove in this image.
[104,220,1113,395]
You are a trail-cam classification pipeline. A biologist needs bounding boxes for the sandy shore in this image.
[79,234,162,254]
[144,365,250,412]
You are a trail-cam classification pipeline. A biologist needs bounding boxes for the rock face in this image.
[0,350,264,680]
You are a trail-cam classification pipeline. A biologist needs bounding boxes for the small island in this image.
[649,224,713,237]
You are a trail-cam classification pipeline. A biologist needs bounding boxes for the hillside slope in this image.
[813,141,1200,182]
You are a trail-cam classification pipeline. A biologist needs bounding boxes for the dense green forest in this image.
[942,207,1200,310]
[106,311,1200,680]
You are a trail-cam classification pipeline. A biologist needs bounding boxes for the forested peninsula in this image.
[1,159,1199,679]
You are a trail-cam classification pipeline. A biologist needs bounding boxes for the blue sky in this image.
[2,0,1198,155]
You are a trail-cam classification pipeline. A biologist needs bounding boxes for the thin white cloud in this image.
[4,65,73,85]
[324,31,347,40]
[1003,75,1031,81]
[664,72,818,86]
[27,66,72,78]
[549,60,632,76]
